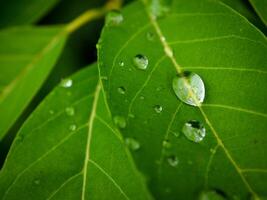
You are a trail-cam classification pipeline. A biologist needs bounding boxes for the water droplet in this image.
[163,139,171,148]
[154,105,163,113]
[172,72,205,106]
[33,179,40,185]
[156,86,162,92]
[113,115,126,128]
[119,61,125,67]
[125,138,140,151]
[128,113,135,118]
[117,86,126,95]
[106,10,123,26]
[133,54,148,70]
[49,110,54,115]
[69,124,77,131]
[65,107,75,116]
[60,78,72,88]
[146,32,155,41]
[101,76,108,81]
[210,148,216,154]
[199,190,225,200]
[140,96,145,100]
[149,0,173,18]
[167,155,179,167]
[182,120,206,143]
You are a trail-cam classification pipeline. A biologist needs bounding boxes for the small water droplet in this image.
[60,78,72,88]
[106,10,123,26]
[182,120,206,143]
[140,96,145,100]
[113,115,126,129]
[69,124,77,131]
[125,137,140,151]
[119,61,125,67]
[49,110,54,115]
[167,155,179,167]
[101,76,108,81]
[65,107,75,116]
[156,86,162,92]
[149,0,172,18]
[210,148,216,154]
[128,113,135,118]
[117,86,126,94]
[33,179,40,185]
[172,72,205,106]
[146,32,155,41]
[154,105,163,113]
[199,190,225,200]
[171,130,180,137]
[163,139,171,148]
[133,54,148,70]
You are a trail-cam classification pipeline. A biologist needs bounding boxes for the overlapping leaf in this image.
[0,64,151,200]
[98,0,267,199]
[0,26,66,141]
[249,0,267,26]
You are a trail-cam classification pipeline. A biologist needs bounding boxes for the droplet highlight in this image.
[60,78,72,88]
[154,105,163,113]
[172,72,205,106]
[117,86,126,95]
[65,107,75,116]
[113,115,126,129]
[182,120,206,143]
[125,137,140,151]
[133,54,148,70]
[106,10,123,26]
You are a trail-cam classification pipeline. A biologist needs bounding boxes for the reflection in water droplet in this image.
[149,0,173,18]
[163,139,171,148]
[199,190,225,200]
[167,155,179,167]
[113,115,126,129]
[119,61,125,67]
[133,54,148,70]
[172,72,205,106]
[182,120,206,143]
[117,86,126,94]
[69,124,77,132]
[105,10,123,26]
[154,105,163,113]
[60,78,73,88]
[65,107,75,116]
[125,137,140,151]
[147,32,155,41]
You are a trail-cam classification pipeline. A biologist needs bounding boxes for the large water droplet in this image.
[154,105,163,113]
[113,115,126,129]
[133,54,148,70]
[65,107,75,116]
[125,137,140,151]
[167,155,179,167]
[106,10,123,26]
[117,86,126,95]
[199,190,225,200]
[149,0,173,18]
[172,72,205,106]
[60,78,73,88]
[182,120,206,143]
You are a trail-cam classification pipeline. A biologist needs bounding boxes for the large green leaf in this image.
[99,0,267,199]
[0,0,59,28]
[0,26,66,141]
[249,0,267,26]
[0,64,151,200]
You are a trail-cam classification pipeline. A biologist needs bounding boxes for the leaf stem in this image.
[65,0,123,34]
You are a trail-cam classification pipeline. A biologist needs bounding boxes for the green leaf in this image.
[0,0,59,28]
[99,0,267,199]
[248,0,267,26]
[0,64,151,200]
[0,26,66,141]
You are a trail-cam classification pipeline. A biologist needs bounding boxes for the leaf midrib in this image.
[141,0,260,197]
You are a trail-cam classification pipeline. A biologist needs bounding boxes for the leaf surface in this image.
[0,26,66,141]
[0,0,59,28]
[0,64,151,200]
[98,0,267,199]
[249,0,267,26]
